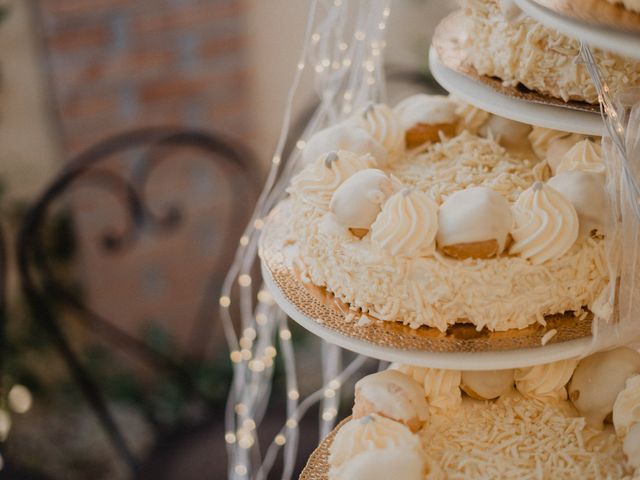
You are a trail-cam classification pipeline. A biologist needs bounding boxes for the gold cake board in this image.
[259,201,594,370]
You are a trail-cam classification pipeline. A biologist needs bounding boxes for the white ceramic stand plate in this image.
[260,202,594,371]
[514,0,640,59]
[429,45,604,136]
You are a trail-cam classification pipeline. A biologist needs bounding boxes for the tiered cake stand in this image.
[259,2,636,477]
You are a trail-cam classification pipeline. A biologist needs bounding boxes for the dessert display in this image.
[320,348,640,479]
[286,94,609,333]
[457,0,640,104]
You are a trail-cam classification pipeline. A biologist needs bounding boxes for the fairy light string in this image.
[221,0,391,478]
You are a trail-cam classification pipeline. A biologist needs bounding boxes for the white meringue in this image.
[329,414,424,480]
[480,115,532,150]
[461,369,515,400]
[568,347,640,428]
[510,181,579,264]
[288,150,375,210]
[393,94,458,129]
[330,169,400,230]
[302,124,387,166]
[528,126,571,160]
[437,186,513,255]
[350,103,405,156]
[556,139,605,175]
[547,171,608,237]
[353,369,429,432]
[371,189,439,258]
[514,359,578,401]
[613,374,640,438]
[623,423,640,470]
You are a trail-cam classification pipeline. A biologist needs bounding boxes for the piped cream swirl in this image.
[515,359,578,401]
[351,103,405,156]
[371,189,438,257]
[510,182,579,264]
[556,139,605,175]
[288,150,375,210]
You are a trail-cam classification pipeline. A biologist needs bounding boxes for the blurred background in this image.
[0,0,452,478]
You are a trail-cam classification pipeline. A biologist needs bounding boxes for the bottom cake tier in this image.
[305,348,640,479]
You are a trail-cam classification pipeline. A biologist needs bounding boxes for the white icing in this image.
[547,171,608,237]
[556,139,605,175]
[329,414,424,479]
[613,374,640,438]
[510,182,579,264]
[528,126,572,160]
[354,369,429,427]
[437,186,513,254]
[568,348,640,428]
[480,115,531,150]
[288,150,375,210]
[302,124,387,166]
[461,369,515,400]
[329,447,425,480]
[422,368,462,411]
[371,189,438,258]
[623,423,640,470]
[330,169,400,230]
[515,359,578,401]
[393,94,458,128]
[292,132,609,332]
[348,103,405,156]
[461,0,640,103]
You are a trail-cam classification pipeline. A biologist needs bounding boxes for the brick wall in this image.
[35,0,248,153]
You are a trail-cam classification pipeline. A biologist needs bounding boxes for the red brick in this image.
[138,69,246,105]
[198,35,244,58]
[132,2,240,36]
[48,24,111,51]
[40,0,135,17]
[62,92,120,118]
[81,48,176,83]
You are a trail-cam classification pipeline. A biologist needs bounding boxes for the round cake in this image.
[324,349,640,479]
[287,95,611,332]
[458,0,640,103]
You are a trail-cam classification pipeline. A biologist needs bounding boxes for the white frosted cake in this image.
[287,95,611,332]
[327,348,640,479]
[459,0,640,103]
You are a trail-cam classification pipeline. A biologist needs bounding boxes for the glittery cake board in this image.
[431,12,600,114]
[259,201,594,371]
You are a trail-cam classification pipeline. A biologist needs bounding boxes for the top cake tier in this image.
[456,0,640,104]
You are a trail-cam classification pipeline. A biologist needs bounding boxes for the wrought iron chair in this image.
[16,127,261,477]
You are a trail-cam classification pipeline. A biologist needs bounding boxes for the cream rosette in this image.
[613,375,640,438]
[422,368,462,411]
[287,150,375,210]
[371,189,438,258]
[556,139,605,175]
[514,359,578,401]
[454,99,490,134]
[329,414,425,480]
[349,103,405,158]
[509,182,579,264]
[302,124,387,166]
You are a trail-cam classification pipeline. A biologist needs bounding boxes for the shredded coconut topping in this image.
[420,396,632,479]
